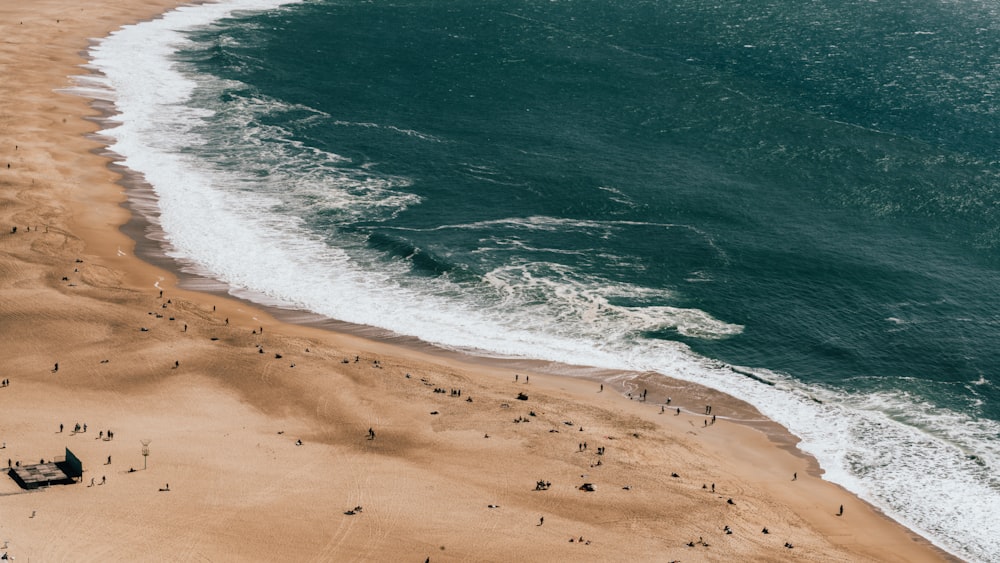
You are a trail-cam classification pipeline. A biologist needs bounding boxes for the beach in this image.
[0,1,958,561]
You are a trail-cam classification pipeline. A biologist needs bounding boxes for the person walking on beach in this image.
[538,516,544,526]
[838,504,844,516]
[368,427,375,440]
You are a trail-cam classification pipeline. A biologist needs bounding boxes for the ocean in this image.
[74,0,1000,559]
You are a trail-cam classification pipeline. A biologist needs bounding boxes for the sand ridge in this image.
[0,1,956,561]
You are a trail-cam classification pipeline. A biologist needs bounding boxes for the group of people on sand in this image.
[582,383,847,553]
[58,422,82,433]
[57,423,114,440]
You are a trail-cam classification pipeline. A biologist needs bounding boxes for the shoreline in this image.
[103,92,810,458]
[101,80,824,467]
[0,1,958,561]
[119,150,824,473]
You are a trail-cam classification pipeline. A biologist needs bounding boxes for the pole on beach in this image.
[141,439,151,470]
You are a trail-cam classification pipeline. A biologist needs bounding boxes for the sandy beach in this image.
[0,1,957,561]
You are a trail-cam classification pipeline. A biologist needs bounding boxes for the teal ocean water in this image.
[78,0,1000,559]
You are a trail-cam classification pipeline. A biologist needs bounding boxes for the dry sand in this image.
[0,1,958,561]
